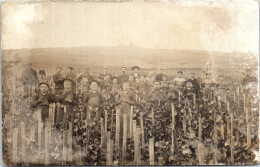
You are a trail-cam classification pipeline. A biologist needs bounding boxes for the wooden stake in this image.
[221,124,225,140]
[183,109,187,135]
[21,122,26,164]
[193,93,196,106]
[104,110,108,140]
[100,118,104,147]
[106,139,114,166]
[63,107,67,165]
[231,112,234,137]
[122,114,127,165]
[198,114,202,141]
[129,106,133,138]
[45,119,49,166]
[52,103,56,126]
[133,120,138,162]
[12,128,18,165]
[246,108,251,145]
[115,109,120,154]
[140,112,145,153]
[75,145,82,166]
[149,138,154,165]
[136,128,142,165]
[38,109,42,151]
[171,103,175,154]
[227,116,230,136]
[178,90,181,102]
[151,109,155,126]
[231,136,235,164]
[243,94,246,113]
[237,86,240,108]
[198,143,204,165]
[67,122,73,163]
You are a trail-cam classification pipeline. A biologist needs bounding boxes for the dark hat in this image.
[39,81,49,87]
[112,76,118,80]
[177,71,183,74]
[63,77,75,83]
[90,80,100,86]
[190,72,195,75]
[68,67,74,70]
[132,66,140,70]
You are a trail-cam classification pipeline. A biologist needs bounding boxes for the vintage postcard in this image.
[1,0,259,166]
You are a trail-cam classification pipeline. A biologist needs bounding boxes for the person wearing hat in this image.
[132,66,140,79]
[172,71,186,87]
[118,67,129,89]
[137,74,150,101]
[183,81,196,101]
[83,80,104,121]
[101,73,112,92]
[38,69,47,83]
[202,73,215,98]
[115,81,136,138]
[31,81,56,150]
[56,78,78,130]
[77,67,94,92]
[65,67,77,93]
[185,73,200,95]
[31,81,56,122]
[147,81,167,108]
[166,81,178,103]
[53,67,65,95]
[110,76,121,95]
[21,62,37,94]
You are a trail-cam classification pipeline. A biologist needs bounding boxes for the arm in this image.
[31,95,41,108]
[76,74,83,83]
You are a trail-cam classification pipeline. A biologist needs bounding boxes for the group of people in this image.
[26,65,217,136]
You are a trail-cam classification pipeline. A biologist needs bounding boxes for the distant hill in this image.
[2,46,257,70]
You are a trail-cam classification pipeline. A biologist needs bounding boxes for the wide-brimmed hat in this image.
[62,77,75,83]
[39,81,49,87]
[132,66,140,70]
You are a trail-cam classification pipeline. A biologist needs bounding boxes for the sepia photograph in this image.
[1,0,259,166]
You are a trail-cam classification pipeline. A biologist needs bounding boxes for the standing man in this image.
[118,67,129,88]
[65,67,77,93]
[77,67,94,93]
[173,71,186,87]
[185,73,200,95]
[53,67,64,96]
[132,66,140,80]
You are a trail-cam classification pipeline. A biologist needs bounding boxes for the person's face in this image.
[178,72,182,77]
[129,76,134,82]
[190,74,195,79]
[112,78,118,84]
[154,82,161,90]
[206,74,211,79]
[134,68,139,73]
[90,82,98,91]
[163,76,167,81]
[123,83,129,91]
[140,76,146,83]
[121,68,126,74]
[57,68,62,73]
[169,83,175,90]
[105,75,110,80]
[187,82,192,88]
[40,84,48,94]
[64,80,72,90]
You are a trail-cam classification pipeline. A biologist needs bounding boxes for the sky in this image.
[1,0,259,53]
